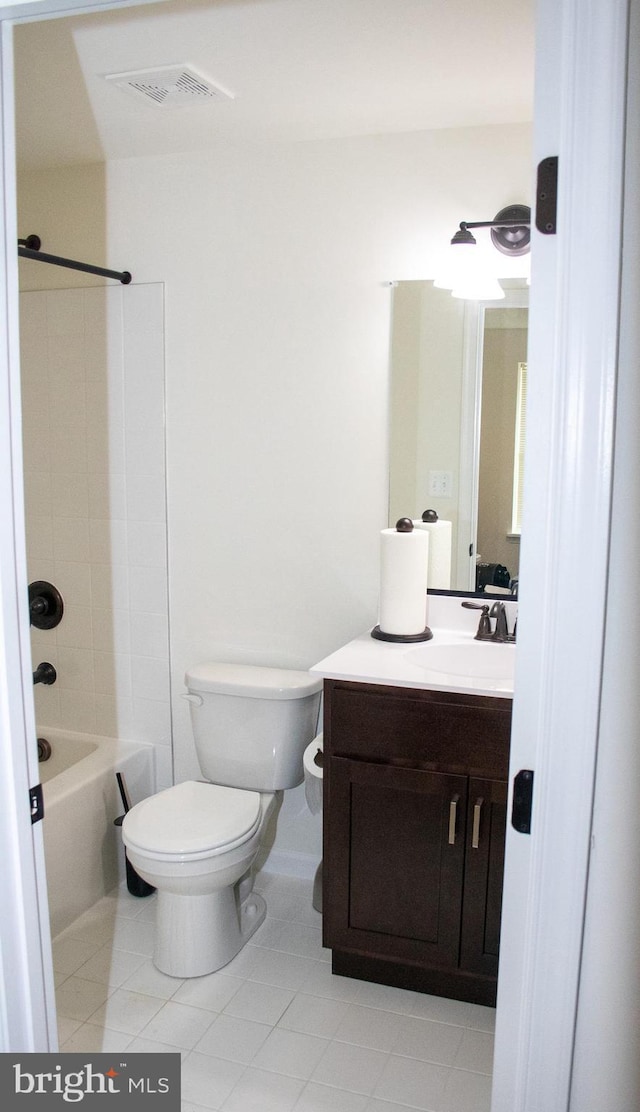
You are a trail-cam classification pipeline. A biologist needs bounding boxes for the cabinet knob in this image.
[472,797,484,849]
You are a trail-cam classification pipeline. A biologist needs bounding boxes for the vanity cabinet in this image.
[322,679,512,1006]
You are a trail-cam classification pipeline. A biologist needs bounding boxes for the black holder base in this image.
[125,851,156,898]
[371,625,433,643]
[115,811,156,897]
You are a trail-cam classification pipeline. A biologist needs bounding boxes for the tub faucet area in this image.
[32,661,57,685]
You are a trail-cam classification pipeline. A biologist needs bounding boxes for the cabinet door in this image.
[324,757,468,967]
[459,777,508,977]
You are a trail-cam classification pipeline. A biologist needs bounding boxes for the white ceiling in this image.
[14,0,534,171]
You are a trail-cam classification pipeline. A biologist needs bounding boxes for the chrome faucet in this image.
[462,600,516,643]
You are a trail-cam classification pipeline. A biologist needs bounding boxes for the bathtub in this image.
[39,728,155,937]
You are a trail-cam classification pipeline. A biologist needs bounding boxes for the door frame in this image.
[492,0,630,1108]
[0,9,57,1052]
[0,0,164,1053]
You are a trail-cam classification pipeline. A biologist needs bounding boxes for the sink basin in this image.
[405,641,516,683]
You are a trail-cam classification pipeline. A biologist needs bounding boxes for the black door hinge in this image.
[29,782,44,824]
[536,156,558,235]
[511,769,534,834]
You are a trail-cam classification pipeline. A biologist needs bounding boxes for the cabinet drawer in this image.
[325,680,511,779]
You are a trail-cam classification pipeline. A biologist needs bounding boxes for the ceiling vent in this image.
[104,65,233,108]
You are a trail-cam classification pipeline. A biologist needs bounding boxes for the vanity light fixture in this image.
[452,204,531,257]
[435,204,531,301]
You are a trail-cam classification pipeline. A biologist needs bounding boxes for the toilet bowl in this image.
[121,663,322,978]
[124,780,276,977]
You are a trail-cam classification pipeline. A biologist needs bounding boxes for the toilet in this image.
[121,663,322,978]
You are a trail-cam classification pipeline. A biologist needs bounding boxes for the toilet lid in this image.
[122,780,262,858]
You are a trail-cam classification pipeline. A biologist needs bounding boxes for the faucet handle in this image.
[461,600,492,640]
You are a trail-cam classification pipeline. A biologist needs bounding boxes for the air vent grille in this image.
[105,65,233,108]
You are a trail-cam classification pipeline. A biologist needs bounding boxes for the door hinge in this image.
[29,782,44,824]
[511,769,534,834]
[536,156,558,235]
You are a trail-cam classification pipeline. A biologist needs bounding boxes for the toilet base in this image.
[153,886,267,978]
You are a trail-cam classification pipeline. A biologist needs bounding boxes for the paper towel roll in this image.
[378,522,429,636]
[413,513,452,590]
[303,736,323,815]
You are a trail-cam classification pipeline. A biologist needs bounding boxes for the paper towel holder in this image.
[372,517,433,642]
[371,625,433,642]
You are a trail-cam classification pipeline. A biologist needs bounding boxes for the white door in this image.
[492,0,630,1109]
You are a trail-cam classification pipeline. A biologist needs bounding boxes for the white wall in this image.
[19,121,532,868]
[20,284,173,793]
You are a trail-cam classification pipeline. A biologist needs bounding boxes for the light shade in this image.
[435,241,505,300]
[451,273,505,300]
[433,242,479,290]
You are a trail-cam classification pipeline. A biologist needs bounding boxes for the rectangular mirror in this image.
[389,279,528,595]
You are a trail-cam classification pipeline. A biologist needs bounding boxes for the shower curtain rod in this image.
[17,235,132,285]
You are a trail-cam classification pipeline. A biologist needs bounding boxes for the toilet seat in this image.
[122,780,262,862]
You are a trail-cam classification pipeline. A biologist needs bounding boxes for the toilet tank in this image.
[185,663,322,791]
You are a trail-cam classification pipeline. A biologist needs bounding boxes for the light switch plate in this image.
[428,470,453,497]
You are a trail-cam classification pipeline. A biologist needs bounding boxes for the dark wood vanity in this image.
[322,678,512,1007]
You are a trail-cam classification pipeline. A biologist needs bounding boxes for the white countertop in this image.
[310,597,516,698]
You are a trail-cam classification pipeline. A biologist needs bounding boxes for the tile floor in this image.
[52,872,495,1112]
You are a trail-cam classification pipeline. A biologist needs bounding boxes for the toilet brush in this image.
[114,772,156,897]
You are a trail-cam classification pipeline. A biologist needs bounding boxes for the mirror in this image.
[389,279,528,595]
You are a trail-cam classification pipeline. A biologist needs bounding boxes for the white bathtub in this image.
[39,728,154,937]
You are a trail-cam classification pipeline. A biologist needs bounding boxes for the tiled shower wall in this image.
[20,283,172,791]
